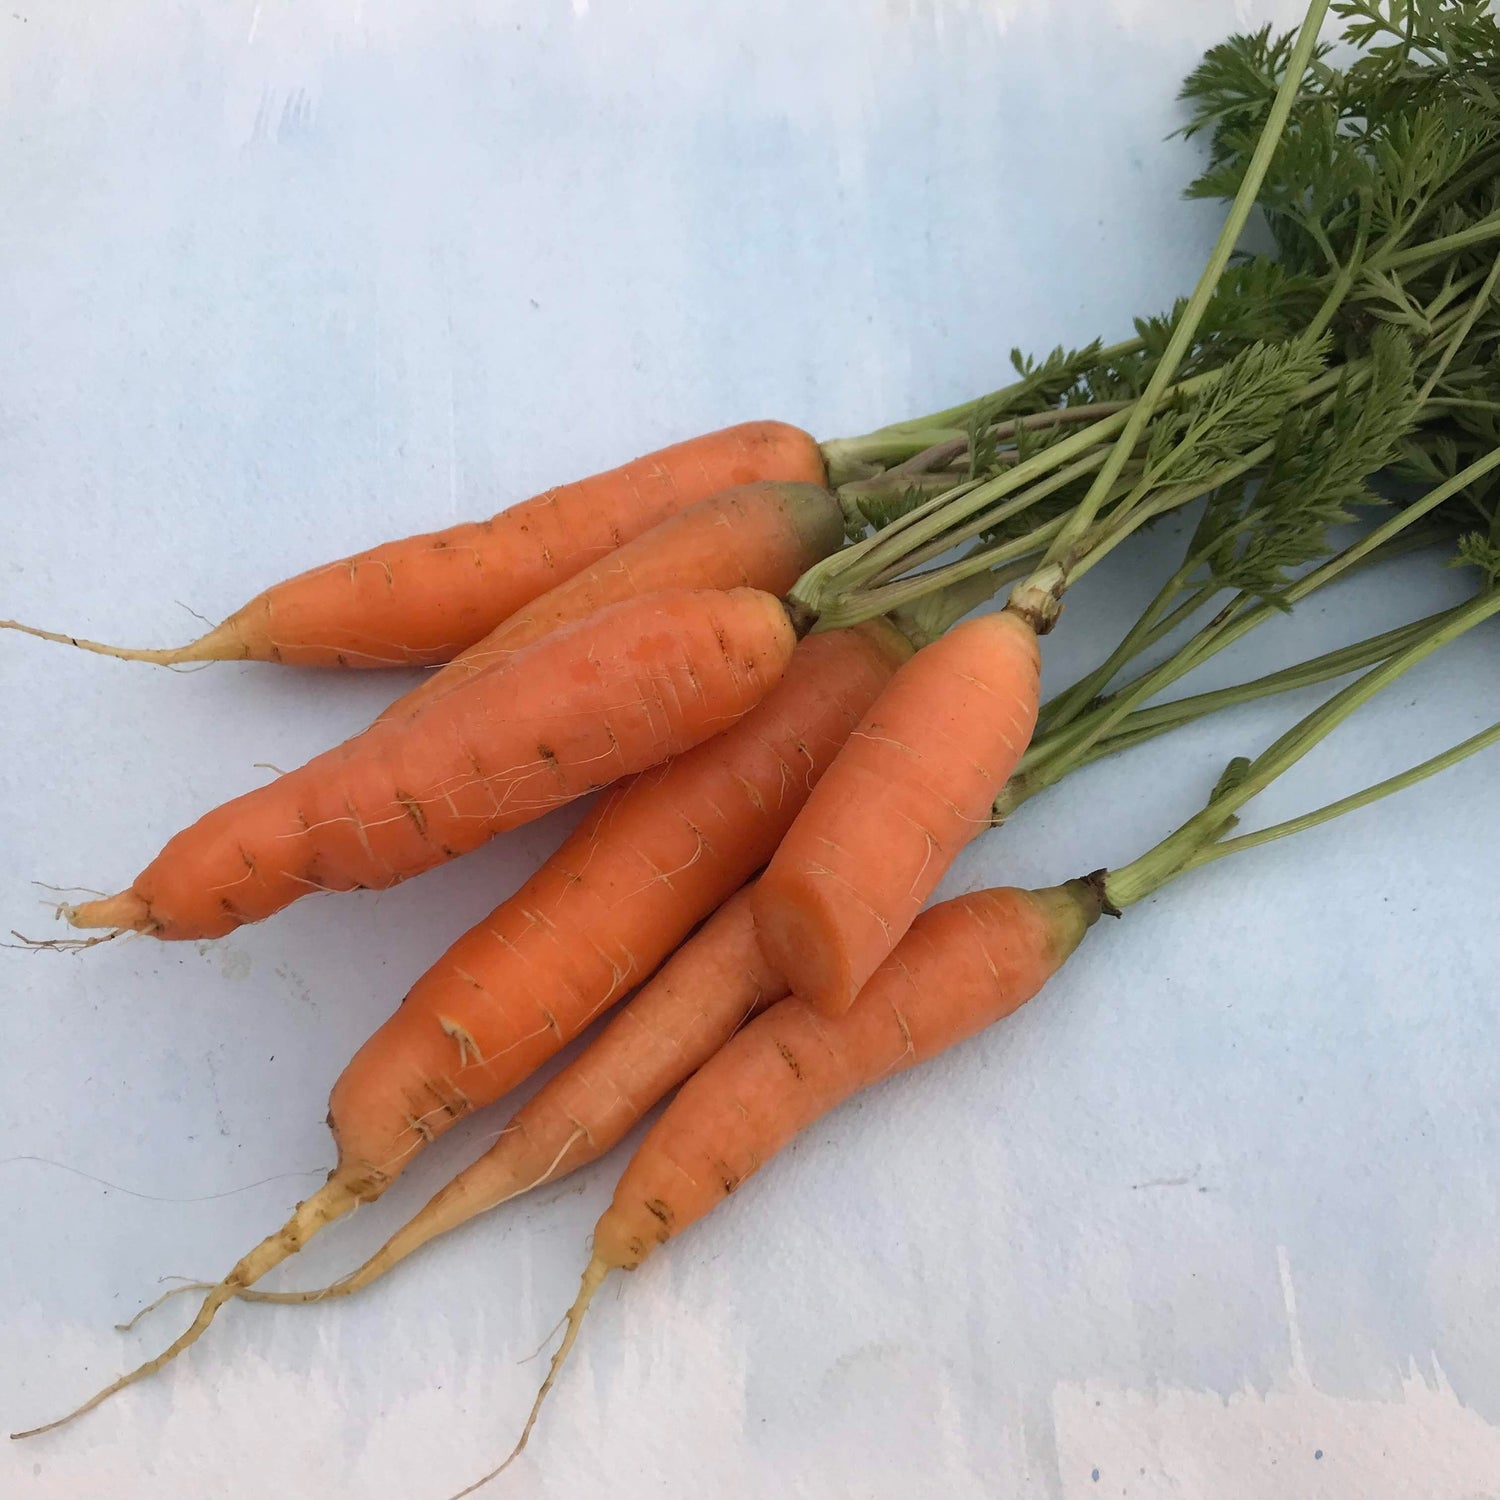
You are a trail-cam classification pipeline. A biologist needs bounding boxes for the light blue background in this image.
[3,3,1498,1496]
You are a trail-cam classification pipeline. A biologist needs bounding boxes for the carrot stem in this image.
[1103,586,1500,908]
[1377,205,1500,274]
[1038,567,1217,734]
[1183,719,1500,866]
[1417,250,1500,405]
[1015,447,1500,796]
[1014,0,1333,618]
[881,343,1146,434]
[995,599,1468,821]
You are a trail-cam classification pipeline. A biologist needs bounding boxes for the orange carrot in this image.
[382,481,845,721]
[229,885,787,1306]
[752,606,1041,1014]
[21,620,910,1436]
[481,880,1100,1482]
[64,588,796,941]
[326,623,905,1189]
[1,421,825,668]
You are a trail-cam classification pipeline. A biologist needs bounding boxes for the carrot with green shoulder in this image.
[467,579,1500,1492]
[11,618,913,1438]
[0,423,829,669]
[116,491,1476,1322]
[746,0,1500,1013]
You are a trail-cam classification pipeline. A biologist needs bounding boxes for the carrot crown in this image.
[796,0,1500,651]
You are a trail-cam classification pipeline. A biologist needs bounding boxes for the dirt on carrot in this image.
[65,588,797,940]
[1,421,825,668]
[751,606,1042,1013]
[382,480,845,720]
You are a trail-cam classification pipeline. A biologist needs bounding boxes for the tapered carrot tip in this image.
[63,891,151,932]
[0,616,247,666]
[10,1179,358,1441]
[450,1256,612,1498]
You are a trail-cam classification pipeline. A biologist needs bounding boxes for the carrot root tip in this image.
[115,1280,217,1333]
[449,1256,611,1498]
[62,891,151,933]
[0,616,243,666]
[11,1179,359,1439]
[4,927,123,954]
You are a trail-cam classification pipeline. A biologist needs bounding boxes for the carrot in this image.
[1,421,825,669]
[472,880,1099,1484]
[226,885,786,1307]
[20,620,910,1436]
[382,481,845,722]
[751,605,1041,1014]
[64,588,797,941]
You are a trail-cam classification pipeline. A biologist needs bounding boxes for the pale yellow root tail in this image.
[0,616,247,665]
[6,928,122,954]
[237,1230,411,1305]
[114,1280,219,1333]
[449,1256,611,1498]
[62,892,152,933]
[10,1179,357,1440]
[237,1125,590,1308]
[114,1130,592,1339]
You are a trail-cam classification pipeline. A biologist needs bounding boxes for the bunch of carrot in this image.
[8,1,1500,1492]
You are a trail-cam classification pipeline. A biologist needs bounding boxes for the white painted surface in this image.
[3,2,1498,1496]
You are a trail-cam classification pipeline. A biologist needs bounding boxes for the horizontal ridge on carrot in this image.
[1,421,826,668]
[226,884,788,1306]
[19,620,910,1436]
[752,605,1042,1014]
[474,579,1500,1487]
[327,622,907,1189]
[487,879,1100,1479]
[65,588,797,941]
[384,479,846,720]
[744,0,1359,1017]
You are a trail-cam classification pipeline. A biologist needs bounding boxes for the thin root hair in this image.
[5,928,122,954]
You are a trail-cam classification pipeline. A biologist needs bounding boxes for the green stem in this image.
[796,403,1140,607]
[995,599,1461,824]
[1377,207,1500,275]
[829,424,1289,631]
[1061,438,1281,590]
[1417,249,1500,404]
[1037,569,1219,736]
[863,445,1128,588]
[1306,190,1371,342]
[1012,485,1470,797]
[1091,604,1460,744]
[1424,397,1500,416]
[808,330,1362,623]
[816,342,1147,482]
[1183,720,1500,868]
[877,341,1145,434]
[887,560,1034,648]
[820,428,968,484]
[808,522,1069,631]
[1103,586,1500,907]
[1014,0,1332,621]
